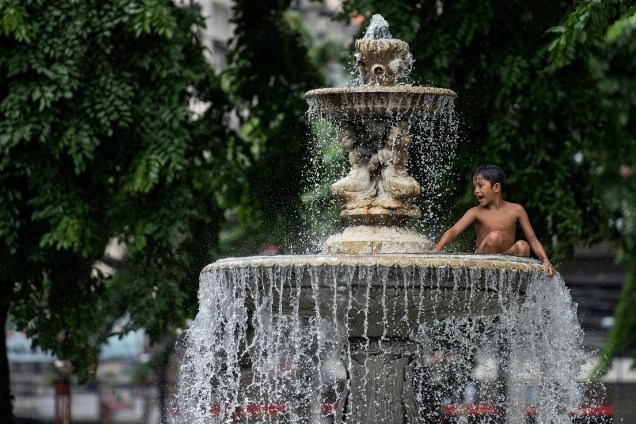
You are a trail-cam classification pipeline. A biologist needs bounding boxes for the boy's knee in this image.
[515,240,530,257]
[486,231,504,244]
[477,231,506,254]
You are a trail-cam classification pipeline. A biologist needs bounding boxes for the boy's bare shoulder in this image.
[505,201,527,216]
[464,206,486,221]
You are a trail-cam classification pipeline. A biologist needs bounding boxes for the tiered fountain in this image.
[177,15,585,424]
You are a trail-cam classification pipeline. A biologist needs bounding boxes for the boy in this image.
[433,165,555,277]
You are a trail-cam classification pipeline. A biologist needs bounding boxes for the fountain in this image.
[177,15,586,424]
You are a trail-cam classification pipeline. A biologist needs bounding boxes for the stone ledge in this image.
[202,253,546,274]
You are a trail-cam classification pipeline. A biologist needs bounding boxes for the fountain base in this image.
[180,254,584,424]
[323,225,434,254]
[342,338,418,424]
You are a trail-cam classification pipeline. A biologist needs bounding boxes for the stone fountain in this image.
[177,15,585,424]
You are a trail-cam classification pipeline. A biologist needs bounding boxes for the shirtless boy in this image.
[433,165,555,276]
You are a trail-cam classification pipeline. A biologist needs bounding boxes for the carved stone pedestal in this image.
[323,225,434,254]
[338,338,419,424]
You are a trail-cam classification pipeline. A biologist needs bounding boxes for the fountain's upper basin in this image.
[201,254,545,338]
[305,86,456,120]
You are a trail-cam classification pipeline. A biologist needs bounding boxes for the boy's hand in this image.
[543,259,555,277]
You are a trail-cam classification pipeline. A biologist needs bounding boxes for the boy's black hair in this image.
[473,164,505,191]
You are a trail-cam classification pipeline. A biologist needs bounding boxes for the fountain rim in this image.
[201,253,545,274]
[304,86,457,99]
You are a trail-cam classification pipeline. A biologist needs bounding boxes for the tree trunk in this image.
[0,293,15,423]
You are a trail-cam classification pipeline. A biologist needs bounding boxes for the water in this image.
[176,255,587,423]
[299,12,458,251]
[176,14,594,424]
[363,15,393,40]
[302,95,458,251]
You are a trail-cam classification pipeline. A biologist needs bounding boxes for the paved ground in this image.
[14,387,161,424]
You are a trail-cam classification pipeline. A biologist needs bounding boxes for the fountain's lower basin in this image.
[181,254,581,424]
[202,254,544,338]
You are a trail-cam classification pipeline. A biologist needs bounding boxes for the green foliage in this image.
[221,0,324,252]
[592,256,636,378]
[337,0,629,258]
[546,0,636,73]
[0,1,326,405]
[0,0,244,384]
[309,35,350,67]
[339,0,636,371]
[588,15,636,374]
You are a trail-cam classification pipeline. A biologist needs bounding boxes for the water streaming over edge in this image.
[176,14,595,424]
[302,97,458,253]
[176,257,588,424]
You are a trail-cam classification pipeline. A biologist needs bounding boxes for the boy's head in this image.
[473,164,505,192]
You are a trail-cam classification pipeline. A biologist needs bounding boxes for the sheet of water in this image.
[302,97,458,253]
[177,264,587,424]
[176,14,593,424]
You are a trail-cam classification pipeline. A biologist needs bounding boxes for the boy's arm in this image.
[518,206,555,277]
[433,209,477,253]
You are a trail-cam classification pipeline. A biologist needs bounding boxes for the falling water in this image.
[176,14,593,424]
[177,256,586,423]
[303,97,458,251]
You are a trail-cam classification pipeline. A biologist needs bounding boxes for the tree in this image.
[221,0,324,252]
[0,0,326,420]
[575,9,636,376]
[0,0,244,420]
[339,0,619,255]
[337,0,636,370]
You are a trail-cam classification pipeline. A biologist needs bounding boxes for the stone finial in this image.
[354,13,412,86]
[354,39,412,86]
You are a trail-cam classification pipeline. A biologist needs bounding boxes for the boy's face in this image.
[473,175,501,206]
